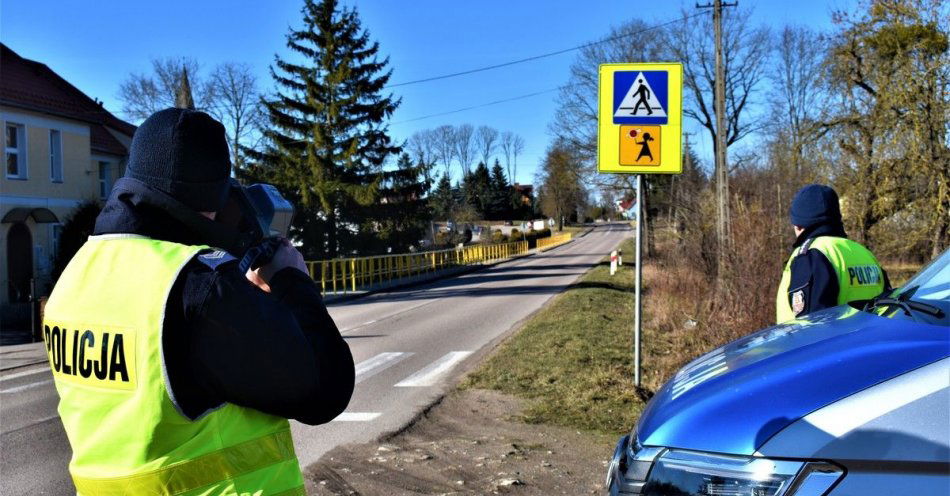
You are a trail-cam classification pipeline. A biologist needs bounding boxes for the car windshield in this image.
[900,249,950,302]
[873,249,949,326]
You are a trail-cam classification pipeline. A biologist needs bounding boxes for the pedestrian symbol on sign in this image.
[613,71,668,125]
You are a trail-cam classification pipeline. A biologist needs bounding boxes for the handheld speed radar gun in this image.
[218,182,297,273]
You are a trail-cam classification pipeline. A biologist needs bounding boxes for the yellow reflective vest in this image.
[43,235,305,496]
[776,236,885,323]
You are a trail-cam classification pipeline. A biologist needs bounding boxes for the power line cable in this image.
[390,86,567,125]
[61,13,702,130]
[385,12,703,88]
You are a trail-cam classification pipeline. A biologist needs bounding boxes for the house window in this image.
[50,129,63,182]
[5,123,26,179]
[98,161,112,199]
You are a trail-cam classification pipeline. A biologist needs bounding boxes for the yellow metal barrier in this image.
[308,240,530,295]
[536,232,573,252]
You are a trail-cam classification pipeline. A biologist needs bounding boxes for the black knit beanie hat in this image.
[789,184,842,229]
[125,108,231,212]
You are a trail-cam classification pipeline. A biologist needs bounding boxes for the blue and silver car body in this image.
[607,250,950,496]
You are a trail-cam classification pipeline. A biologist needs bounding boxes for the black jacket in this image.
[93,182,354,425]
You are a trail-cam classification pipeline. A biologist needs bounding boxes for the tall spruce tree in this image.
[245,0,400,258]
[463,161,492,218]
[488,159,511,220]
[429,173,455,221]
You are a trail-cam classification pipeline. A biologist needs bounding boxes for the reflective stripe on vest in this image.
[776,236,885,323]
[43,235,304,496]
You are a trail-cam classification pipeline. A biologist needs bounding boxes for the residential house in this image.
[1,43,136,311]
[512,183,534,206]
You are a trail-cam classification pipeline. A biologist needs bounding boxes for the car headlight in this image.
[607,437,844,496]
[606,435,664,495]
[642,449,844,496]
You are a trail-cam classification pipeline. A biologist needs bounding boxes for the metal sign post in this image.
[634,175,643,386]
[596,63,683,387]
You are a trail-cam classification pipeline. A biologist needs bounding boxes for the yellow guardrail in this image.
[309,240,530,294]
[536,232,573,252]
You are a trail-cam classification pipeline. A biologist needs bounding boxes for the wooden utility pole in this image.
[697,0,736,275]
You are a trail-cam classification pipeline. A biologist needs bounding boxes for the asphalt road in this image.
[0,223,630,495]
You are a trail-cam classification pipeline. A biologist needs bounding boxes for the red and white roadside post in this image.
[610,250,619,275]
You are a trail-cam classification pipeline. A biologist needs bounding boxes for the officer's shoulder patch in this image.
[196,250,237,270]
[799,237,816,256]
[791,290,806,315]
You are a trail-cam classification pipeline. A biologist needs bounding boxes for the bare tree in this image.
[665,8,770,159]
[474,125,499,168]
[407,129,438,182]
[452,124,476,177]
[433,125,456,179]
[767,26,828,178]
[118,57,213,121]
[206,62,263,170]
[500,131,516,183]
[512,135,525,185]
[407,129,437,165]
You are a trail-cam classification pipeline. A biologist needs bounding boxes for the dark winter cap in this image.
[125,108,231,212]
[789,184,842,228]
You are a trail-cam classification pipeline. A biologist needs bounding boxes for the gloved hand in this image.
[239,236,283,274]
[243,238,308,292]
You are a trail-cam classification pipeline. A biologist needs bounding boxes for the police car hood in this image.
[635,305,950,455]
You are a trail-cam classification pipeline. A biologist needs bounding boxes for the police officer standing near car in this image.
[42,108,354,495]
[776,184,889,323]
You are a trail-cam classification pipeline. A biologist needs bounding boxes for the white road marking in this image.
[333,412,381,422]
[16,414,61,431]
[354,352,412,384]
[395,351,473,388]
[1,379,53,394]
[1,367,50,382]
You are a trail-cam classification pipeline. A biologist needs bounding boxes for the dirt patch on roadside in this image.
[304,389,615,495]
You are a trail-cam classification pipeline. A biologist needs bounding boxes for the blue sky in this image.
[2,0,854,184]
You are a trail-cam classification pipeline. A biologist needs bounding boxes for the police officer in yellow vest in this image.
[776,184,889,323]
[43,108,354,495]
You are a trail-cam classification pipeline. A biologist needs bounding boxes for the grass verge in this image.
[463,238,641,436]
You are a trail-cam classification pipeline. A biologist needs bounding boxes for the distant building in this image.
[616,198,637,220]
[513,183,534,206]
[1,43,136,306]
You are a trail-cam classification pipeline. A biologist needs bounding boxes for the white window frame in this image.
[49,129,63,183]
[98,160,112,200]
[5,122,27,180]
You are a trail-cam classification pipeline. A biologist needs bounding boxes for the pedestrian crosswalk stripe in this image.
[354,352,413,384]
[0,367,50,382]
[394,351,473,388]
[1,379,53,394]
[332,412,381,422]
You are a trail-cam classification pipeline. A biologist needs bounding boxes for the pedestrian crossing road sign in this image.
[614,71,668,125]
[598,63,682,174]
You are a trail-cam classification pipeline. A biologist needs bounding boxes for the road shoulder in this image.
[305,388,613,495]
